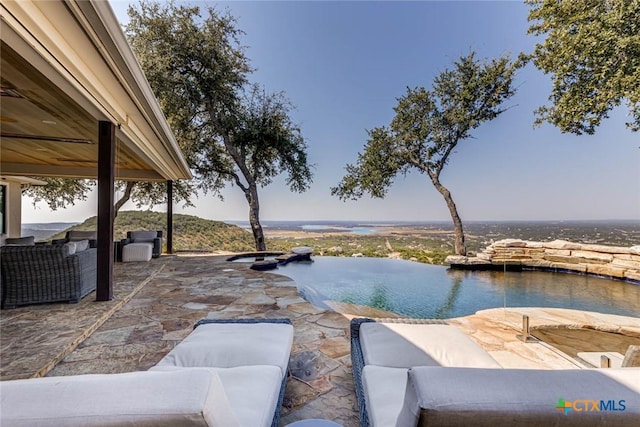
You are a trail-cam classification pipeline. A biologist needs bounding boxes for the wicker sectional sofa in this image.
[0,243,97,309]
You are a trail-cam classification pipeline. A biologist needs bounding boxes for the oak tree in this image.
[332,53,518,255]
[126,1,312,250]
[524,0,640,134]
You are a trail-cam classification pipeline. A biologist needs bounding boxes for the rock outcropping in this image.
[446,239,640,283]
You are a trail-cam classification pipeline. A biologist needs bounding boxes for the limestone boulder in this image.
[586,264,626,279]
[570,250,614,263]
[493,239,527,248]
[523,259,553,268]
[580,244,632,254]
[543,240,582,250]
[624,270,640,282]
[445,255,491,266]
[610,259,640,270]
[550,262,587,273]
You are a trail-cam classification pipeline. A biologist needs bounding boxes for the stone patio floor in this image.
[1,253,639,426]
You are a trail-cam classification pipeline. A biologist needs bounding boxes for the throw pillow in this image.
[4,236,35,246]
[64,242,77,255]
[74,239,90,252]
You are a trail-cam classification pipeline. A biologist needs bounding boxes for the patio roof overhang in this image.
[0,0,192,182]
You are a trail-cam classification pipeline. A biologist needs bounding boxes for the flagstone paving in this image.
[1,253,639,426]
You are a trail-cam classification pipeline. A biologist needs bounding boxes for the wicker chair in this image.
[0,244,97,309]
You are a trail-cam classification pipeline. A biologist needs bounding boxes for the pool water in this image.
[271,257,640,319]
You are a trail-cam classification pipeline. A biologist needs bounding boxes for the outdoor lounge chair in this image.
[350,317,502,427]
[351,318,640,427]
[151,318,293,427]
[117,230,163,262]
[0,318,294,427]
[409,366,640,427]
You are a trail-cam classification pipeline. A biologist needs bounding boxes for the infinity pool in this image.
[271,257,640,318]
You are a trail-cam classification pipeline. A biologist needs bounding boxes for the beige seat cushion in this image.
[216,365,283,427]
[360,323,501,368]
[410,366,640,427]
[154,322,294,377]
[362,365,419,427]
[0,369,239,426]
[151,365,283,427]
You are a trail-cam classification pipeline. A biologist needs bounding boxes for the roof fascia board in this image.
[1,1,191,180]
[73,0,192,180]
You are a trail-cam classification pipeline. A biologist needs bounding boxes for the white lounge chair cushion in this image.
[0,369,240,426]
[154,322,294,377]
[359,323,501,368]
[409,366,640,427]
[152,365,282,427]
[217,365,283,427]
[362,365,419,427]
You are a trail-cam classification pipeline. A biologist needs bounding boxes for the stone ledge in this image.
[447,239,640,284]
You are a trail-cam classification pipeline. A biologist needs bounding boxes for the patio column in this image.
[96,121,115,301]
[167,180,173,254]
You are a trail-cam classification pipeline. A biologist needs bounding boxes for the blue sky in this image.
[23,1,640,223]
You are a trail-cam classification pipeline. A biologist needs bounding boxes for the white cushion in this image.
[150,365,283,427]
[64,242,76,255]
[360,323,501,368]
[0,369,240,427]
[73,239,89,252]
[217,365,283,427]
[410,367,640,427]
[122,242,153,262]
[362,365,419,427]
[154,322,294,377]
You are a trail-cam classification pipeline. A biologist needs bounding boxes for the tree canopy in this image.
[23,178,93,210]
[332,53,518,255]
[126,0,312,250]
[24,178,193,218]
[524,0,640,134]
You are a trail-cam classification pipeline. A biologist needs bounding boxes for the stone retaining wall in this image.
[446,239,640,283]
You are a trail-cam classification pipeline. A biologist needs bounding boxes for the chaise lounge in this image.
[351,317,640,427]
[350,318,501,427]
[0,318,294,426]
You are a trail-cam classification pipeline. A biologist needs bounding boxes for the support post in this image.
[96,121,115,301]
[167,180,173,254]
[517,314,535,343]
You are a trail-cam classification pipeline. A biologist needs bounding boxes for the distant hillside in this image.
[50,211,255,252]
